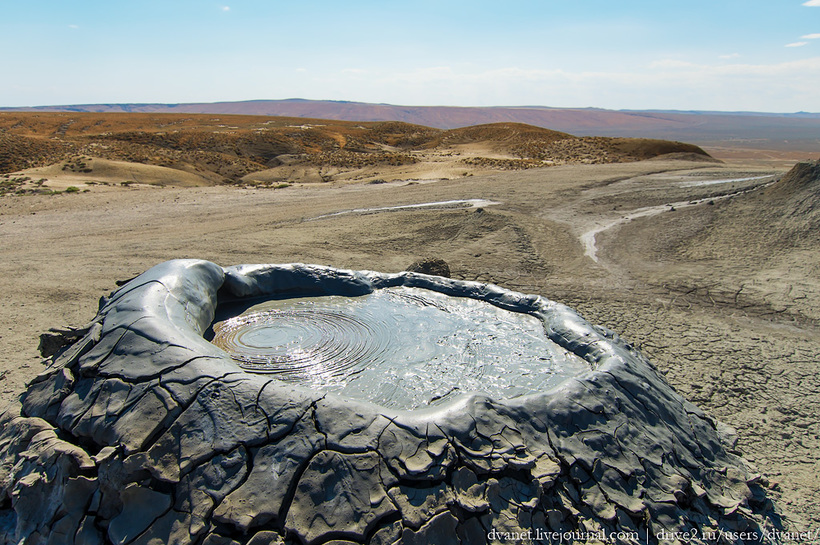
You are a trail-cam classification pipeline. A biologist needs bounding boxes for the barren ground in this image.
[0,156,817,532]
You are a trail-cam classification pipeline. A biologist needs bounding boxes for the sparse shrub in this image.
[65,186,80,193]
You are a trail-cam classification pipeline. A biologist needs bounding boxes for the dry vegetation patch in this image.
[0,112,715,188]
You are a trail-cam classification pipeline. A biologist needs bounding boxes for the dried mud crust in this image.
[584,162,820,531]
[0,260,778,545]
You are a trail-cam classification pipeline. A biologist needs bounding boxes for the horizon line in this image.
[1,98,818,117]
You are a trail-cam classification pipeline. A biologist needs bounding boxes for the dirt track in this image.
[0,158,817,530]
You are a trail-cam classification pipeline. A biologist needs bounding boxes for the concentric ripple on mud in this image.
[212,308,392,379]
[212,286,590,409]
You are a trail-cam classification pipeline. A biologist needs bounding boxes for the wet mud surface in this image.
[212,287,588,410]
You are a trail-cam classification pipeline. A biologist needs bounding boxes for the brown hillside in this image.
[438,122,572,145]
[601,138,710,160]
[366,121,442,148]
[0,112,713,188]
[9,99,820,163]
[0,134,73,173]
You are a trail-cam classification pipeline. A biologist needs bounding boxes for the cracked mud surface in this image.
[1,260,776,544]
[0,157,817,541]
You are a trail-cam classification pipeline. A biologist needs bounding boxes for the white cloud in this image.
[649,59,698,69]
[803,0,820,5]
[786,41,809,47]
[719,53,741,59]
[802,33,820,39]
[222,6,230,11]
[352,57,820,111]
[68,24,79,29]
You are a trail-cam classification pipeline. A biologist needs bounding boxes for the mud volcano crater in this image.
[208,276,590,410]
[1,260,778,545]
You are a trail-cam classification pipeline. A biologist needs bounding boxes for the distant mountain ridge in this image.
[3,99,820,149]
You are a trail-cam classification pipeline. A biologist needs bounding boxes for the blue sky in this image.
[2,1,820,112]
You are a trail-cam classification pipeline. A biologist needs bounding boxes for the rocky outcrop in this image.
[0,260,779,544]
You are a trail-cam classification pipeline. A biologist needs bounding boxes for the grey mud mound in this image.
[764,157,820,198]
[0,260,779,545]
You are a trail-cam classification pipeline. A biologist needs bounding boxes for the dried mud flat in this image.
[0,156,818,534]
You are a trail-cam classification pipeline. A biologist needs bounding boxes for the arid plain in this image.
[0,112,817,531]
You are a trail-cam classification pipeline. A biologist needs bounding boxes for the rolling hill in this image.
[4,99,819,154]
[0,112,712,192]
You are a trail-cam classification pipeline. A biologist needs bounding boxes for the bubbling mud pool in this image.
[211,286,589,409]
